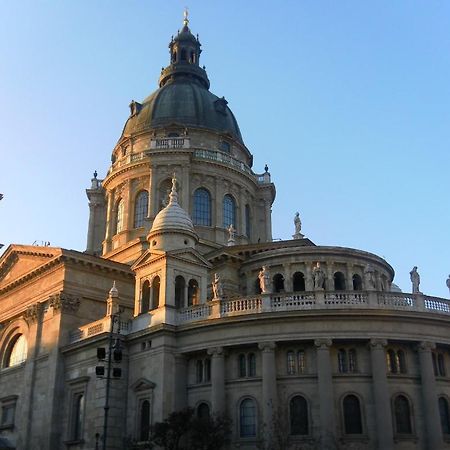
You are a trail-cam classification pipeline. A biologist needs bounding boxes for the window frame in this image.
[289,394,310,436]
[134,190,149,228]
[193,188,212,226]
[0,395,18,430]
[341,393,364,436]
[65,376,89,445]
[392,393,415,437]
[223,194,236,229]
[238,397,258,439]
[115,198,125,234]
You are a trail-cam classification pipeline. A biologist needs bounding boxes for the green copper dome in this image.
[121,19,244,144]
[122,81,243,143]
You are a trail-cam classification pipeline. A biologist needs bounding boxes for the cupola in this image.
[158,11,210,89]
[147,175,198,251]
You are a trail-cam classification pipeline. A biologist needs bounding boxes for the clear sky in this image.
[0,1,449,298]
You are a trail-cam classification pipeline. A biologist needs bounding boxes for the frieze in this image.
[49,293,81,313]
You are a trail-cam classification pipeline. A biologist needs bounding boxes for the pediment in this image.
[131,377,156,392]
[132,248,211,272]
[0,245,60,288]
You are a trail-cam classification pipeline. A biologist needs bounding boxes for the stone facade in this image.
[0,17,449,450]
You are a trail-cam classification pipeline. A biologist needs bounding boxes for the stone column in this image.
[149,166,158,219]
[240,188,246,239]
[104,190,115,242]
[305,264,314,291]
[258,342,277,446]
[264,200,272,242]
[418,342,444,449]
[283,263,292,292]
[124,179,132,235]
[181,163,190,211]
[346,264,354,291]
[314,339,336,447]
[326,263,334,291]
[369,339,394,450]
[207,347,225,415]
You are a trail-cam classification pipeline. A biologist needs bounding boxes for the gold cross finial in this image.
[183,8,189,27]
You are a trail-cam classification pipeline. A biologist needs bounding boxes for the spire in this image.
[183,8,189,28]
[109,280,119,298]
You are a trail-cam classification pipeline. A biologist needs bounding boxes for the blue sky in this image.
[0,1,449,297]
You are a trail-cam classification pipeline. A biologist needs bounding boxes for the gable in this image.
[0,246,60,288]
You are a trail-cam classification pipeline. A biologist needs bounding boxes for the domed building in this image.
[0,15,450,450]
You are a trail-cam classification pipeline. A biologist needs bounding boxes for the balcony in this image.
[150,137,190,149]
[177,291,450,325]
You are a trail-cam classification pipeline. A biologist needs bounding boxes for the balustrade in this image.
[69,291,450,342]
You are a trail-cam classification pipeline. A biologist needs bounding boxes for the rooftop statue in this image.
[364,264,376,290]
[446,275,450,295]
[258,266,271,294]
[292,212,304,239]
[410,266,421,294]
[227,224,236,246]
[212,273,223,300]
[313,262,325,290]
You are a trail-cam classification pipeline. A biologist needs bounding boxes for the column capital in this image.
[369,338,388,349]
[258,341,276,352]
[417,341,436,352]
[207,346,225,357]
[314,338,332,349]
[174,353,188,363]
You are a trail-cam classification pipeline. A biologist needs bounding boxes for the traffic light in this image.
[112,367,122,378]
[96,366,105,376]
[97,347,106,360]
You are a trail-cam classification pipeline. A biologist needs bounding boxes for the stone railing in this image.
[176,291,450,325]
[150,137,190,149]
[69,316,130,344]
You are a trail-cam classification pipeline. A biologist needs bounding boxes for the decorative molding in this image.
[417,341,436,352]
[49,293,81,313]
[207,346,225,357]
[23,302,43,323]
[369,339,388,349]
[314,338,333,349]
[258,341,276,352]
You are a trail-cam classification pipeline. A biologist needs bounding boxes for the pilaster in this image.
[369,339,393,450]
[207,347,226,415]
[417,341,444,449]
[314,339,336,447]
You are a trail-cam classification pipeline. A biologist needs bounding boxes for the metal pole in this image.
[102,314,116,450]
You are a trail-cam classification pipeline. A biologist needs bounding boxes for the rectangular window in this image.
[1,404,15,428]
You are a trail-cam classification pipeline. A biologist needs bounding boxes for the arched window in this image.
[393,395,413,434]
[141,280,150,313]
[172,51,177,63]
[189,51,195,64]
[197,402,210,420]
[223,195,236,229]
[245,204,251,238]
[287,351,296,375]
[140,400,150,441]
[240,399,256,437]
[293,272,305,292]
[134,191,149,228]
[151,276,160,309]
[72,393,85,440]
[193,188,211,226]
[238,354,247,378]
[181,48,187,61]
[247,353,256,377]
[175,276,186,309]
[439,397,450,435]
[115,199,124,234]
[352,274,362,290]
[188,279,199,306]
[273,273,284,293]
[343,395,363,434]
[5,334,27,367]
[290,396,309,435]
[334,272,346,290]
[196,360,204,383]
[338,349,347,373]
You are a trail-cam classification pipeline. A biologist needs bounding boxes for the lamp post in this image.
[96,311,123,450]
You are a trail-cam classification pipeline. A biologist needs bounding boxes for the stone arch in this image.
[273,273,284,293]
[334,271,346,290]
[293,271,305,292]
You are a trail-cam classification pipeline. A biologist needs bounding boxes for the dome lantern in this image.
[159,12,210,89]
